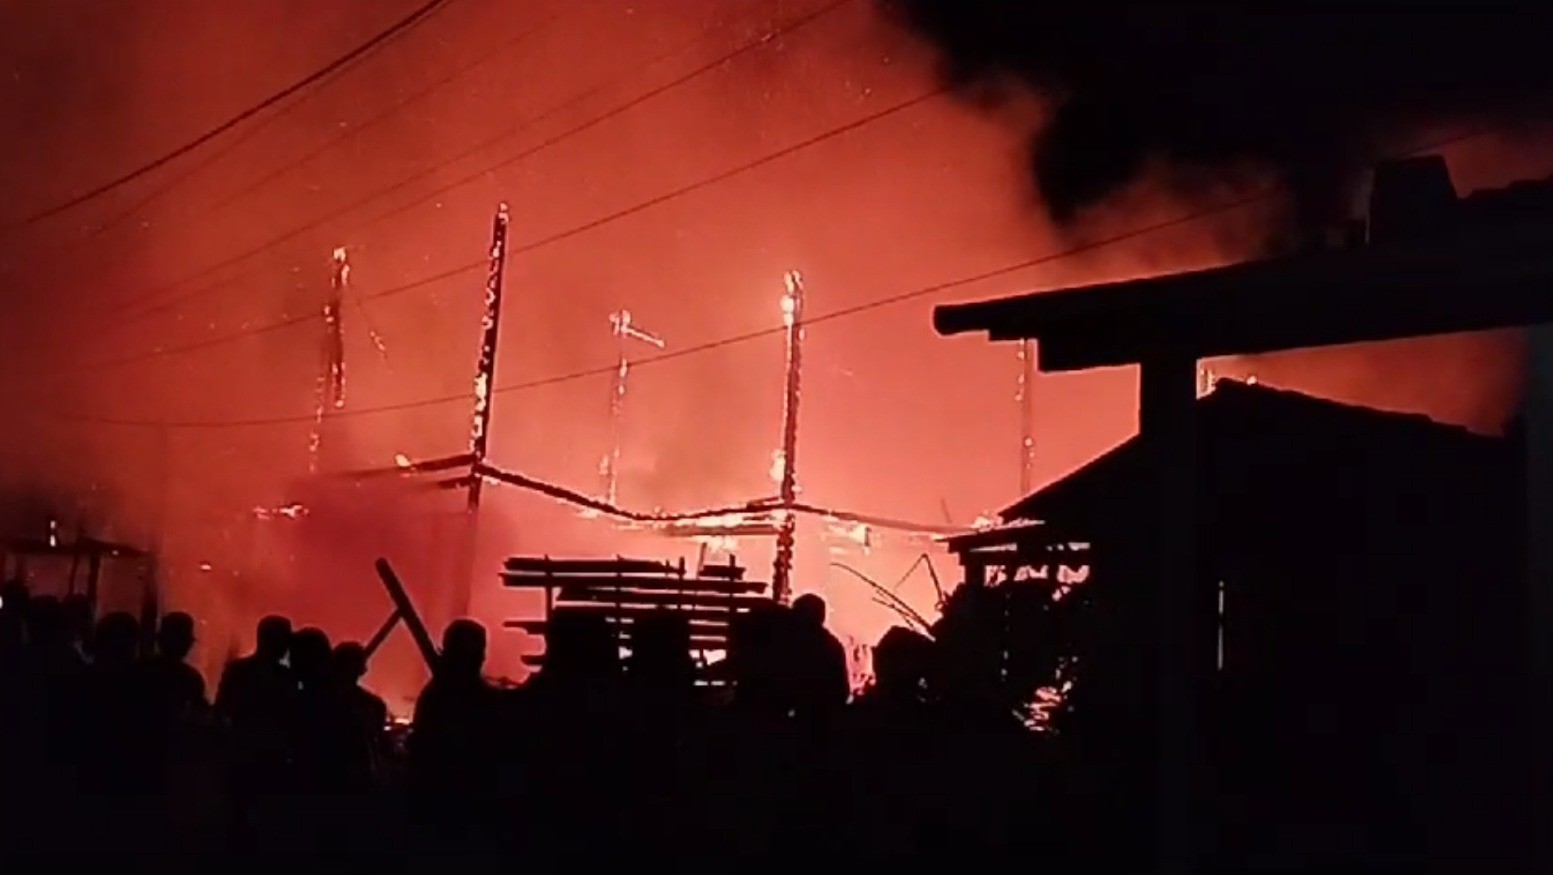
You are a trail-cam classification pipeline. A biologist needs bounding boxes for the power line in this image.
[3,0,456,233]
[44,110,1505,430]
[76,81,938,371]
[93,0,853,332]
[36,3,553,278]
[202,12,565,218]
[508,87,945,258]
[70,261,485,373]
[36,190,1281,430]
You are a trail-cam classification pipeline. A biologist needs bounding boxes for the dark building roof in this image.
[1003,380,1515,529]
[934,157,1553,371]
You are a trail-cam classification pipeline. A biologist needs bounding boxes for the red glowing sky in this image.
[0,0,1544,694]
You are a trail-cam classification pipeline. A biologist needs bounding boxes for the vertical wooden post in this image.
[772,270,805,604]
[453,202,511,621]
[308,247,349,475]
[1018,339,1037,495]
[1139,354,1212,875]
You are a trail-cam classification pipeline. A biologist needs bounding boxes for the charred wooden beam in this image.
[503,556,684,576]
[501,572,767,595]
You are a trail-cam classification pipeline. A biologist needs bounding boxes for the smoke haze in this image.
[0,1,1545,697]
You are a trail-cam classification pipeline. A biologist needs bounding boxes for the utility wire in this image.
[70,261,485,372]
[41,5,556,278]
[43,104,1505,429]
[75,82,937,371]
[34,193,1289,429]
[95,0,853,331]
[202,12,565,218]
[3,0,455,233]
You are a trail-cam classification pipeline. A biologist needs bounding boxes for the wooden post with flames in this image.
[772,270,805,604]
[308,247,350,475]
[600,310,665,507]
[451,202,511,619]
[1017,339,1037,495]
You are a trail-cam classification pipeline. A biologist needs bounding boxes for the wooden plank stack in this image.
[500,555,772,667]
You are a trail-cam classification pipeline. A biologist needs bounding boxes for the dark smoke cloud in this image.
[884,5,1553,228]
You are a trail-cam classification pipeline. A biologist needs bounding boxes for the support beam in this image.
[1139,354,1212,874]
[362,609,403,660]
[374,558,440,674]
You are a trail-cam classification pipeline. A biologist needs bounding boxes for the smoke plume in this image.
[883,5,1553,231]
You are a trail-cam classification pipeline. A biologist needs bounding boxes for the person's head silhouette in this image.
[332,641,369,685]
[255,615,292,662]
[792,593,827,629]
[290,627,332,684]
[92,612,140,667]
[440,619,486,680]
[872,626,933,699]
[157,612,196,661]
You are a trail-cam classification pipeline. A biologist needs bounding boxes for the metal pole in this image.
[1017,339,1037,495]
[453,202,511,619]
[772,270,805,604]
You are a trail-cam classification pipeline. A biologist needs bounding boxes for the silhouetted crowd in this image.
[0,583,1057,859]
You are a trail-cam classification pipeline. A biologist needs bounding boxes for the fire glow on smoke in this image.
[0,0,1538,702]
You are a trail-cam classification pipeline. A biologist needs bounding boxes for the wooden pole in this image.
[1139,354,1212,874]
[600,310,664,506]
[772,270,805,604]
[1018,339,1037,495]
[452,202,511,620]
[308,247,349,474]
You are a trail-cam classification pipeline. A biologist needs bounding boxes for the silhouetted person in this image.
[512,611,627,852]
[215,615,295,847]
[135,611,208,849]
[727,602,788,718]
[288,627,349,788]
[283,626,370,850]
[78,612,147,849]
[843,625,943,855]
[24,596,87,771]
[614,611,705,851]
[532,611,620,692]
[856,625,934,716]
[786,593,850,721]
[332,641,389,778]
[410,619,496,847]
[626,612,696,699]
[142,612,205,718]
